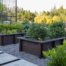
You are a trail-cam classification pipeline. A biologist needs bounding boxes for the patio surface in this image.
[0,51,38,66]
[0,43,48,66]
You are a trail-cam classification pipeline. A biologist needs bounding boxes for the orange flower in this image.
[39,39,42,41]
[3,33,6,34]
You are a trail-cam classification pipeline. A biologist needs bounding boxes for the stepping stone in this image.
[0,53,19,65]
[2,59,38,66]
[0,51,3,54]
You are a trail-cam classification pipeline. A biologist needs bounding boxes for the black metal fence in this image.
[0,0,17,23]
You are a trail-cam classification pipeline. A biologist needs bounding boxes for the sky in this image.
[17,0,66,13]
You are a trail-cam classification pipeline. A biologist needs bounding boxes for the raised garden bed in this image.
[0,33,26,46]
[17,37,66,58]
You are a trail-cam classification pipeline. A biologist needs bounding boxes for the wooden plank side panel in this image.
[19,40,22,51]
[55,40,61,47]
[15,34,23,43]
[42,42,52,58]
[60,39,64,45]
[0,36,2,45]
[2,35,14,45]
[22,46,40,56]
[42,42,52,51]
[22,41,40,49]
[20,40,41,57]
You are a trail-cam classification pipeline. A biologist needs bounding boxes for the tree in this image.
[0,1,2,12]
[17,7,22,13]
[60,5,63,9]
[53,16,61,21]
[53,5,56,10]
[42,11,46,14]
[35,11,38,17]
[50,12,54,17]
[45,11,50,15]
[17,9,35,22]
[59,5,64,13]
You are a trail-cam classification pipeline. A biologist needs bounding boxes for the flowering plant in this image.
[38,39,42,41]
[3,33,6,34]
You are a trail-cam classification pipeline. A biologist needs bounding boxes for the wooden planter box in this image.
[0,33,26,46]
[17,37,66,58]
[15,33,26,44]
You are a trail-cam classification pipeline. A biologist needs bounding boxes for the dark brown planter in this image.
[15,33,26,44]
[17,37,66,58]
[51,38,64,48]
[0,33,26,46]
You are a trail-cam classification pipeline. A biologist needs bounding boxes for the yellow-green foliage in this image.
[34,15,53,24]
[46,16,53,24]
[7,30,12,34]
[53,16,61,21]
[11,22,22,29]
[34,15,61,24]
[42,39,66,66]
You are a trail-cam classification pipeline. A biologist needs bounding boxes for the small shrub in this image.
[3,23,11,31]
[7,30,12,34]
[20,22,31,32]
[12,30,17,33]
[49,21,65,38]
[11,22,22,30]
[42,39,66,66]
[26,23,48,40]
[1,30,6,34]
[0,24,4,33]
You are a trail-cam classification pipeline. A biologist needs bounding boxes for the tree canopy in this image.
[34,5,66,24]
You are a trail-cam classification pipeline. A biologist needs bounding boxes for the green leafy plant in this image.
[20,22,30,32]
[1,30,6,34]
[11,22,22,32]
[7,30,12,34]
[0,22,22,33]
[12,30,17,33]
[42,39,66,66]
[3,23,11,31]
[0,24,5,33]
[26,23,48,40]
[11,22,22,29]
[49,21,65,38]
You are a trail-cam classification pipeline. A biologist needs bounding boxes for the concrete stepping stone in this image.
[0,53,19,65]
[2,59,38,66]
[0,51,3,54]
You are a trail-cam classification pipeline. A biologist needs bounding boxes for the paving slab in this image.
[0,53,18,65]
[0,51,3,54]
[2,59,38,66]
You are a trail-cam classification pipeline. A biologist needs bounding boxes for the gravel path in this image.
[0,43,48,66]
